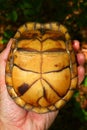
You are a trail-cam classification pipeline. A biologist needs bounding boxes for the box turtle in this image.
[5,22,78,113]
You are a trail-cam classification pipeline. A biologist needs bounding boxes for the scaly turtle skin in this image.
[5,22,78,113]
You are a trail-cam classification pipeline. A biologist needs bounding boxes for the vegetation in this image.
[0,0,87,44]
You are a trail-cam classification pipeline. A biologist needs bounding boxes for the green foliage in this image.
[1,0,87,44]
[0,0,87,25]
[0,0,87,43]
[83,76,87,87]
[0,0,44,23]
[6,10,18,22]
[2,30,14,44]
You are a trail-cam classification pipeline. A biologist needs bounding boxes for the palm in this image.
[1,90,58,129]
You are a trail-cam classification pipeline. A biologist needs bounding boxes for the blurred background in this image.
[0,0,87,129]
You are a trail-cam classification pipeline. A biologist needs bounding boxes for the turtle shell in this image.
[5,22,78,113]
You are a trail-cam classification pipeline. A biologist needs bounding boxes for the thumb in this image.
[0,39,13,61]
[0,39,12,86]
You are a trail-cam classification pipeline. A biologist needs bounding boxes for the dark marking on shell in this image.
[18,83,29,95]
[55,64,58,67]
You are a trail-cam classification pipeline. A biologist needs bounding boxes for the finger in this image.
[72,40,80,52]
[77,52,85,65]
[78,66,85,85]
[0,39,13,61]
[0,39,13,87]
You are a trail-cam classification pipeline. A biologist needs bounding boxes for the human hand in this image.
[72,40,85,86]
[0,39,85,130]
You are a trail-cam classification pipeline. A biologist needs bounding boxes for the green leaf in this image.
[19,2,33,10]
[83,76,87,87]
[1,39,8,44]
[11,10,18,22]
[6,10,18,22]
[82,109,87,120]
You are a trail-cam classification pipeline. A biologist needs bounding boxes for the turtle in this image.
[5,22,78,113]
